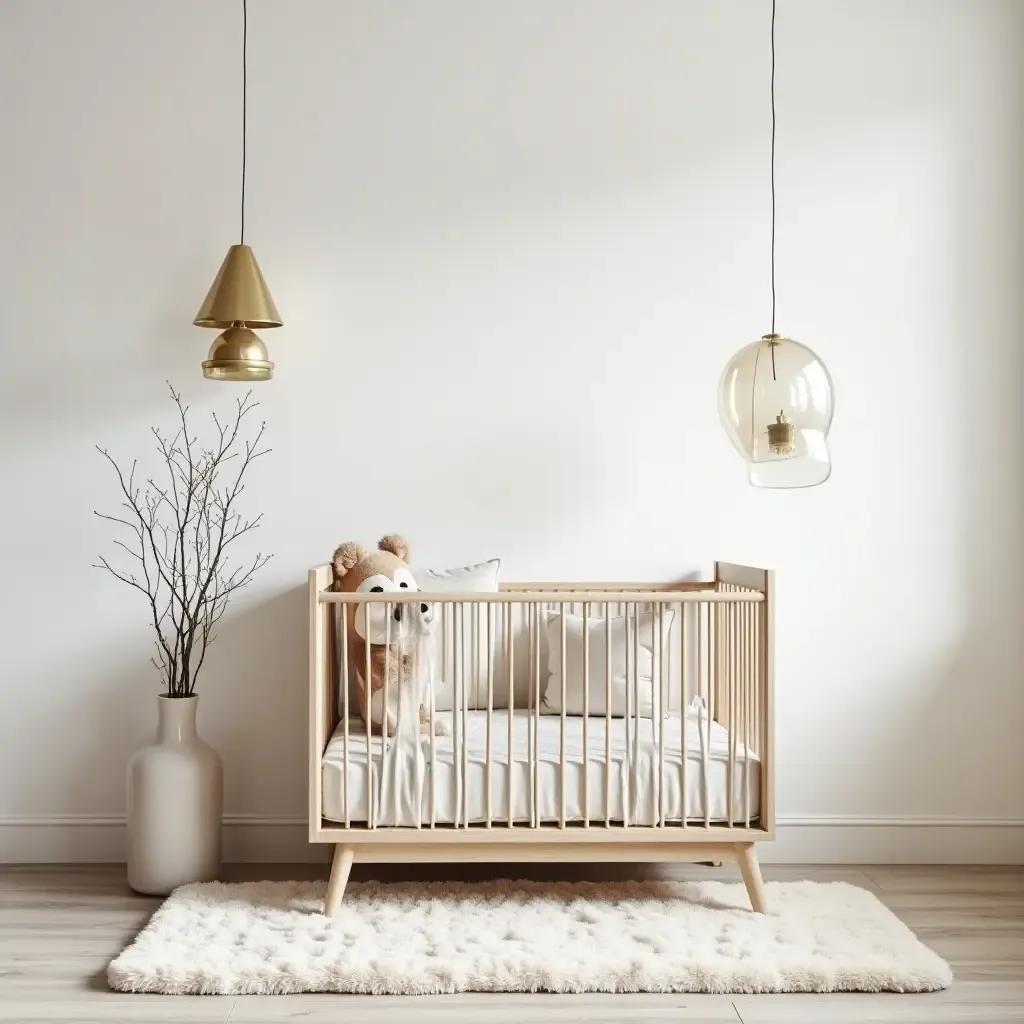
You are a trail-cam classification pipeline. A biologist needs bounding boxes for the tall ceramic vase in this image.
[127,694,223,895]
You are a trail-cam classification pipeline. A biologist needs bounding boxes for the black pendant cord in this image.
[769,0,777,380]
[240,0,248,245]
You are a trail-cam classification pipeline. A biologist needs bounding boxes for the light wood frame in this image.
[309,561,775,915]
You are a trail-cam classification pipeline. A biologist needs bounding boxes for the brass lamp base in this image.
[202,361,274,382]
[202,325,274,382]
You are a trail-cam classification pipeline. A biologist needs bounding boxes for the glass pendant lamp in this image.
[719,334,834,488]
[718,0,834,488]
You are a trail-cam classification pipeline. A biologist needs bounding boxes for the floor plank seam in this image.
[861,868,894,893]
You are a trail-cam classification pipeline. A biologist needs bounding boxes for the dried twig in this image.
[94,383,272,696]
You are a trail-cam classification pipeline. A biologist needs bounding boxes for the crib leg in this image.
[736,843,768,913]
[325,845,354,917]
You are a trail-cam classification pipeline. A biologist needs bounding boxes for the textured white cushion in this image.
[412,559,501,710]
[541,609,675,717]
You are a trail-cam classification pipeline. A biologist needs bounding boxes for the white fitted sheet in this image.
[322,709,760,828]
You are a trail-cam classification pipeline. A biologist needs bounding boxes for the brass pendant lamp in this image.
[717,0,834,488]
[194,0,281,381]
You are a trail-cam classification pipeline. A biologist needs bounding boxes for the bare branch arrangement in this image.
[95,383,272,697]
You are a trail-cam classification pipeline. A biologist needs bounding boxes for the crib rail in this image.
[309,564,774,845]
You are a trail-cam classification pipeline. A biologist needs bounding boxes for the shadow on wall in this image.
[814,86,1024,819]
[941,87,1024,815]
[191,585,310,819]
[877,89,1024,818]
[62,584,310,843]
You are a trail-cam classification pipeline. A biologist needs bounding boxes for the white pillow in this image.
[412,559,501,711]
[541,609,675,717]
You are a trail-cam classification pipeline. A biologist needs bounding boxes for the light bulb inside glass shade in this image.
[718,334,835,489]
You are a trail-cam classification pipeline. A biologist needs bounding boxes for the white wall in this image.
[1,0,1022,863]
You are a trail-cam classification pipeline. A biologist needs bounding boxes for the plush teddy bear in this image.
[331,535,448,737]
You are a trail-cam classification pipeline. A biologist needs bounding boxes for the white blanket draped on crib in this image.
[374,613,438,828]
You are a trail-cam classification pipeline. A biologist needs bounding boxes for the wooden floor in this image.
[1,861,1022,1023]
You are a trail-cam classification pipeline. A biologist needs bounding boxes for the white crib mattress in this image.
[321,710,760,828]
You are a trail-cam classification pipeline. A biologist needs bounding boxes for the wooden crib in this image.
[308,561,774,916]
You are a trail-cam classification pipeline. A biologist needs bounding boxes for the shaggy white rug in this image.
[108,879,952,996]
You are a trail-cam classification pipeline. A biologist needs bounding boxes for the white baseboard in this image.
[765,815,1024,865]
[0,815,327,865]
[1,814,1021,864]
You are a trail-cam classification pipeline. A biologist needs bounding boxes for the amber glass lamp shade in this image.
[718,334,834,489]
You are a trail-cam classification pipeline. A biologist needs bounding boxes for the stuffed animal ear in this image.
[332,542,367,582]
[378,534,410,562]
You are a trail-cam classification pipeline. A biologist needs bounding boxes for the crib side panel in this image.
[308,565,335,841]
[709,565,773,836]
[313,577,773,839]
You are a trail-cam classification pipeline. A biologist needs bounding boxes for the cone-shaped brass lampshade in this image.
[194,244,280,382]
[194,244,281,329]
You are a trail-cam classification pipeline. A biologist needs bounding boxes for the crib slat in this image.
[414,615,423,831]
[486,601,493,829]
[744,600,751,828]
[430,603,443,830]
[754,596,761,824]
[741,598,749,827]
[604,601,612,829]
[463,602,470,828]
[559,603,567,829]
[582,601,590,828]
[719,595,727,828]
[460,601,468,829]
[536,602,544,827]
[737,599,743,828]
[750,599,757,828]
[466,601,475,717]
[727,597,735,829]
[741,598,746,827]
[633,601,641,828]
[506,602,514,828]
[732,597,739,829]
[364,609,373,829]
[341,608,349,828]
[622,602,631,829]
[681,602,690,830]
[452,602,461,829]
[626,598,634,827]
[704,600,713,831]
[737,598,744,828]
[736,596,743,828]
[739,595,745,829]
[451,602,460,829]
[657,604,665,828]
